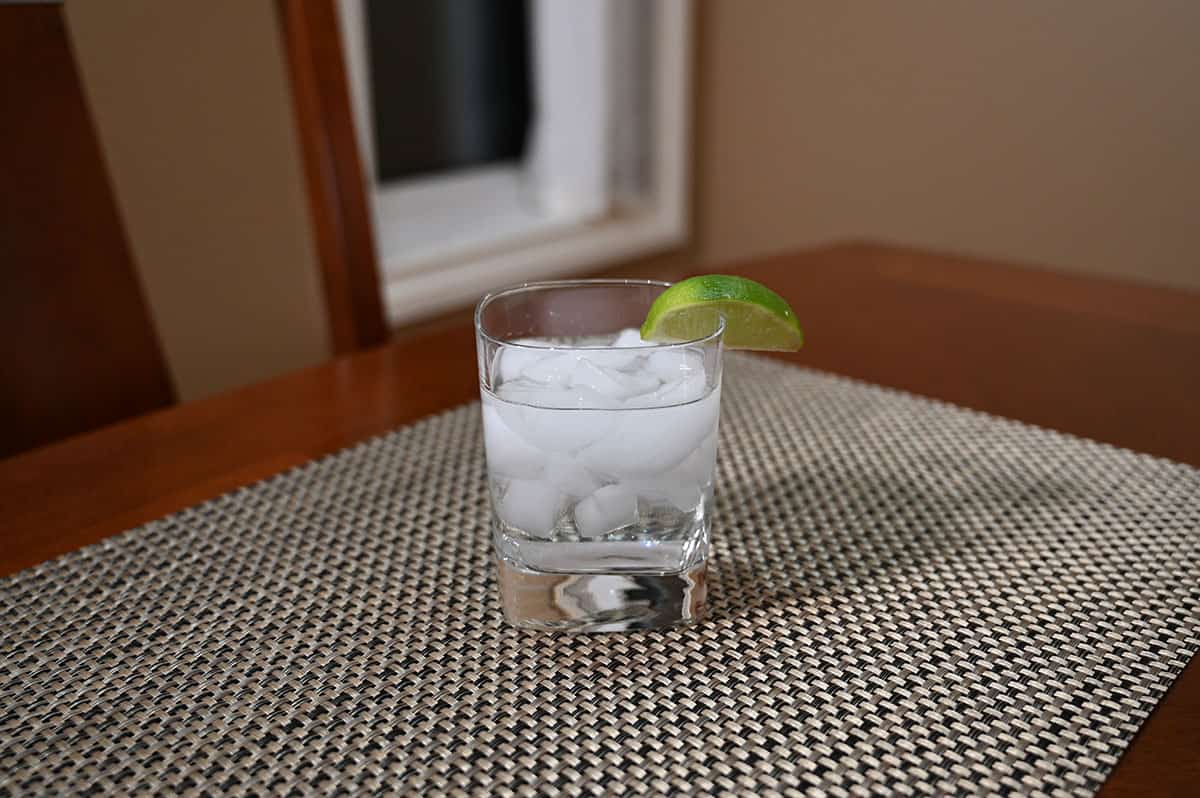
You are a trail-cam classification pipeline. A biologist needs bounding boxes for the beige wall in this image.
[65,0,332,401]
[687,0,1200,290]
[60,0,1200,404]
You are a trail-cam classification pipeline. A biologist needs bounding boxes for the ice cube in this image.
[569,358,660,400]
[639,476,702,511]
[574,483,638,538]
[635,432,718,510]
[568,358,628,396]
[481,401,545,478]
[579,388,721,478]
[612,328,652,348]
[521,352,577,386]
[656,372,709,405]
[498,382,622,409]
[581,350,638,372]
[496,341,549,384]
[578,328,652,371]
[496,478,564,536]
[494,384,622,452]
[546,454,601,497]
[646,348,703,382]
[679,430,719,483]
[624,371,708,409]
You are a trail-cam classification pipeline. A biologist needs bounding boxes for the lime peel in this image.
[641,275,804,351]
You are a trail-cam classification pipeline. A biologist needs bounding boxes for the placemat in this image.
[2,354,1197,796]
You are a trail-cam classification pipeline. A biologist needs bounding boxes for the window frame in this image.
[337,0,692,326]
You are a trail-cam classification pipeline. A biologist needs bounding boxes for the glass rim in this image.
[474,278,727,351]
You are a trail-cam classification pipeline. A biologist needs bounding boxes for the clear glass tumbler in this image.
[475,280,725,631]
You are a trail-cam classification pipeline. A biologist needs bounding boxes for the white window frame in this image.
[337,0,692,326]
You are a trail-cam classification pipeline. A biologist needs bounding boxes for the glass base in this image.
[496,558,707,632]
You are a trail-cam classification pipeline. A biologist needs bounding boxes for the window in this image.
[365,1,532,182]
[337,0,692,325]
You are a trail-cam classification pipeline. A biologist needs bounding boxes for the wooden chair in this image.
[1,1,388,458]
[278,0,388,354]
[0,2,174,457]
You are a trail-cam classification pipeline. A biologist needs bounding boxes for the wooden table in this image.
[2,243,1196,795]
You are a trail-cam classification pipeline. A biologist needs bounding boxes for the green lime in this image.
[640,275,804,351]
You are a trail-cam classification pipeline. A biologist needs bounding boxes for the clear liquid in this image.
[482,387,720,575]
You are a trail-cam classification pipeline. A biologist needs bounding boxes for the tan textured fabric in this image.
[1,355,1196,795]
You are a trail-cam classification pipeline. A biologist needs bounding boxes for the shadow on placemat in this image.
[707,446,1093,623]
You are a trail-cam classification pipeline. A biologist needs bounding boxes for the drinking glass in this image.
[475,280,725,631]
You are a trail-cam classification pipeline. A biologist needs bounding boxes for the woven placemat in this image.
[2,354,1197,796]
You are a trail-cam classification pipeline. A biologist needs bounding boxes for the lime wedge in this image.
[641,275,804,351]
